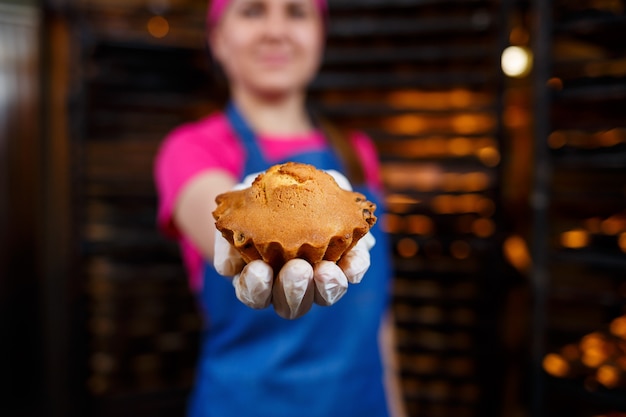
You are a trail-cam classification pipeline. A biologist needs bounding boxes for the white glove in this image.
[214,170,376,320]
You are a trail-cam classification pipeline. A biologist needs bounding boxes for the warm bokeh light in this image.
[431,195,456,214]
[397,237,419,258]
[147,15,170,38]
[463,172,490,192]
[381,213,404,234]
[451,115,479,136]
[456,194,480,213]
[548,131,567,149]
[380,136,499,160]
[601,215,625,235]
[385,193,421,213]
[472,218,495,238]
[546,129,625,149]
[560,229,590,249]
[441,173,463,191]
[546,77,564,90]
[595,128,623,147]
[447,136,474,156]
[476,146,500,167]
[387,90,448,109]
[501,46,533,78]
[584,217,603,234]
[582,349,607,368]
[417,138,449,158]
[449,89,473,107]
[596,364,620,388]
[580,332,604,350]
[544,320,626,390]
[405,215,435,235]
[503,105,527,128]
[543,353,570,377]
[475,197,496,217]
[385,89,491,110]
[382,164,442,191]
[384,114,427,134]
[503,235,532,272]
[580,333,609,368]
[430,194,493,215]
[610,315,626,339]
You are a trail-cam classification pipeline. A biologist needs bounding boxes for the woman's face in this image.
[210,0,325,100]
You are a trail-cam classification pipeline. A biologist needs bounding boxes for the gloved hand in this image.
[213,170,376,320]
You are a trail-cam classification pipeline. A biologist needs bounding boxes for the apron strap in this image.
[226,102,268,175]
[312,114,365,185]
[226,101,356,181]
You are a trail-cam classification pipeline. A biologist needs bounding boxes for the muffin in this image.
[213,162,377,271]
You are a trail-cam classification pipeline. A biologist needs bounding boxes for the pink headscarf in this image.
[207,0,328,29]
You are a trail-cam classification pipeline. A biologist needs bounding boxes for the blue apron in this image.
[187,103,393,417]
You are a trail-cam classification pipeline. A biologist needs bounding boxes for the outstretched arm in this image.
[173,169,237,262]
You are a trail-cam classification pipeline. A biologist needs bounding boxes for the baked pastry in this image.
[213,162,377,271]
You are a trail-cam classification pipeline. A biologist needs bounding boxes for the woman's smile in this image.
[210,0,325,98]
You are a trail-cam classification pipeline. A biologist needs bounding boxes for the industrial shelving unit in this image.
[529,0,626,416]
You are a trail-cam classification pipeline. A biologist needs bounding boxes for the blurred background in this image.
[1,0,625,416]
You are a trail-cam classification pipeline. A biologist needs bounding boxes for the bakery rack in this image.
[528,0,626,416]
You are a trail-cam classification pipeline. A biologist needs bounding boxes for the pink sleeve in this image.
[154,113,245,239]
[154,114,246,291]
[349,131,385,194]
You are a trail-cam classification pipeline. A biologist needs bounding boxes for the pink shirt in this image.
[154,112,382,291]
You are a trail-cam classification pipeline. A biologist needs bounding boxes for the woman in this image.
[154,0,404,416]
